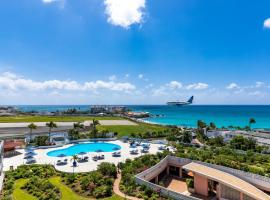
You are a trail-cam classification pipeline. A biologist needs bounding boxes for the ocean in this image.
[16,105,270,129]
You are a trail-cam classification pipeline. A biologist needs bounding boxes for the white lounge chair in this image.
[130,149,139,155]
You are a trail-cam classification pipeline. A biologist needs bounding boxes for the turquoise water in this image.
[47,142,121,157]
[16,105,270,129]
[129,105,270,129]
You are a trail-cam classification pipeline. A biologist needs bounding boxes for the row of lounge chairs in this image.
[112,151,121,157]
[92,155,105,161]
[57,159,68,166]
[78,156,89,163]
[25,158,36,164]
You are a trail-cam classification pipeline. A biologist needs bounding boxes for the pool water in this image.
[47,142,121,157]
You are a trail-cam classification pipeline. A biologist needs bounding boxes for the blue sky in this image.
[0,0,270,105]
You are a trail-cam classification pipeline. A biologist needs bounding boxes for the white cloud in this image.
[263,18,270,29]
[255,81,265,88]
[42,0,60,4]
[186,83,208,90]
[166,81,182,90]
[125,74,130,78]
[0,72,135,92]
[138,74,144,79]
[104,0,146,28]
[109,75,117,81]
[248,91,266,97]
[226,83,239,90]
[152,86,167,96]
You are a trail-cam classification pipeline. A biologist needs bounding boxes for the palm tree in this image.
[249,118,256,129]
[28,123,37,142]
[46,121,57,140]
[209,122,216,130]
[91,119,100,138]
[71,155,79,173]
[73,122,84,130]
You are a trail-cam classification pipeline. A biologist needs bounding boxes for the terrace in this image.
[135,156,270,200]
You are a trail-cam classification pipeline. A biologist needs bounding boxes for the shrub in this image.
[97,162,117,178]
[186,178,194,188]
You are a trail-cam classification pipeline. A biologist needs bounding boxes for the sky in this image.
[0,0,270,105]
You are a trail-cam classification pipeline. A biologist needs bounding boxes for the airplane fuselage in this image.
[167,101,192,106]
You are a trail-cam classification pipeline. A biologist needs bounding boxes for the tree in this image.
[97,162,117,178]
[28,123,37,142]
[207,136,224,147]
[46,121,57,141]
[209,122,216,130]
[249,118,256,129]
[71,155,79,173]
[197,120,207,129]
[91,119,100,138]
[180,131,192,143]
[68,129,80,140]
[73,122,84,130]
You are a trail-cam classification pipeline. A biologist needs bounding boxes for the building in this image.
[125,111,150,118]
[206,130,270,146]
[90,105,127,114]
[135,156,270,200]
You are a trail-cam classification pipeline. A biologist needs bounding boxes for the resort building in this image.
[135,156,270,200]
[90,105,127,114]
[206,130,270,146]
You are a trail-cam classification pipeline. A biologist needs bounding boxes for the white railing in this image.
[193,160,270,191]
[136,157,169,180]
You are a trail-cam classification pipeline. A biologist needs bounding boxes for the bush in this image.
[23,176,60,200]
[97,162,117,178]
[186,178,194,188]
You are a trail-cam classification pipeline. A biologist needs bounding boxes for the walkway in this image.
[113,173,142,200]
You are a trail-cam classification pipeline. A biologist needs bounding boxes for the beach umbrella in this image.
[57,153,66,157]
[24,155,33,159]
[112,147,120,151]
[157,140,166,145]
[95,149,103,153]
[78,152,87,155]
[25,151,36,156]
[25,147,34,152]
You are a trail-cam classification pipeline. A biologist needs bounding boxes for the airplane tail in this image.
[187,96,194,103]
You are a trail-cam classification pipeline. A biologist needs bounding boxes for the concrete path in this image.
[113,173,142,200]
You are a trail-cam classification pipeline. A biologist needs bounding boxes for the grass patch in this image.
[12,179,37,200]
[99,122,169,138]
[49,177,89,200]
[0,115,122,123]
[11,178,123,200]
[102,195,125,200]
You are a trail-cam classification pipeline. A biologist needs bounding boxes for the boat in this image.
[167,96,194,106]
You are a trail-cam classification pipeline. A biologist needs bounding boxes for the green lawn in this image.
[98,122,169,137]
[12,178,124,200]
[102,195,125,200]
[0,115,122,123]
[12,179,37,200]
[49,177,89,200]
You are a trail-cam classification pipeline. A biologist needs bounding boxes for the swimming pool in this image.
[47,142,121,157]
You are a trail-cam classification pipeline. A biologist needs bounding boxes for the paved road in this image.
[0,120,137,138]
[0,120,137,128]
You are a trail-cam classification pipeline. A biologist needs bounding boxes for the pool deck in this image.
[3,140,164,173]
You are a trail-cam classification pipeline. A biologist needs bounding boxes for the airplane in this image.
[167,96,194,106]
